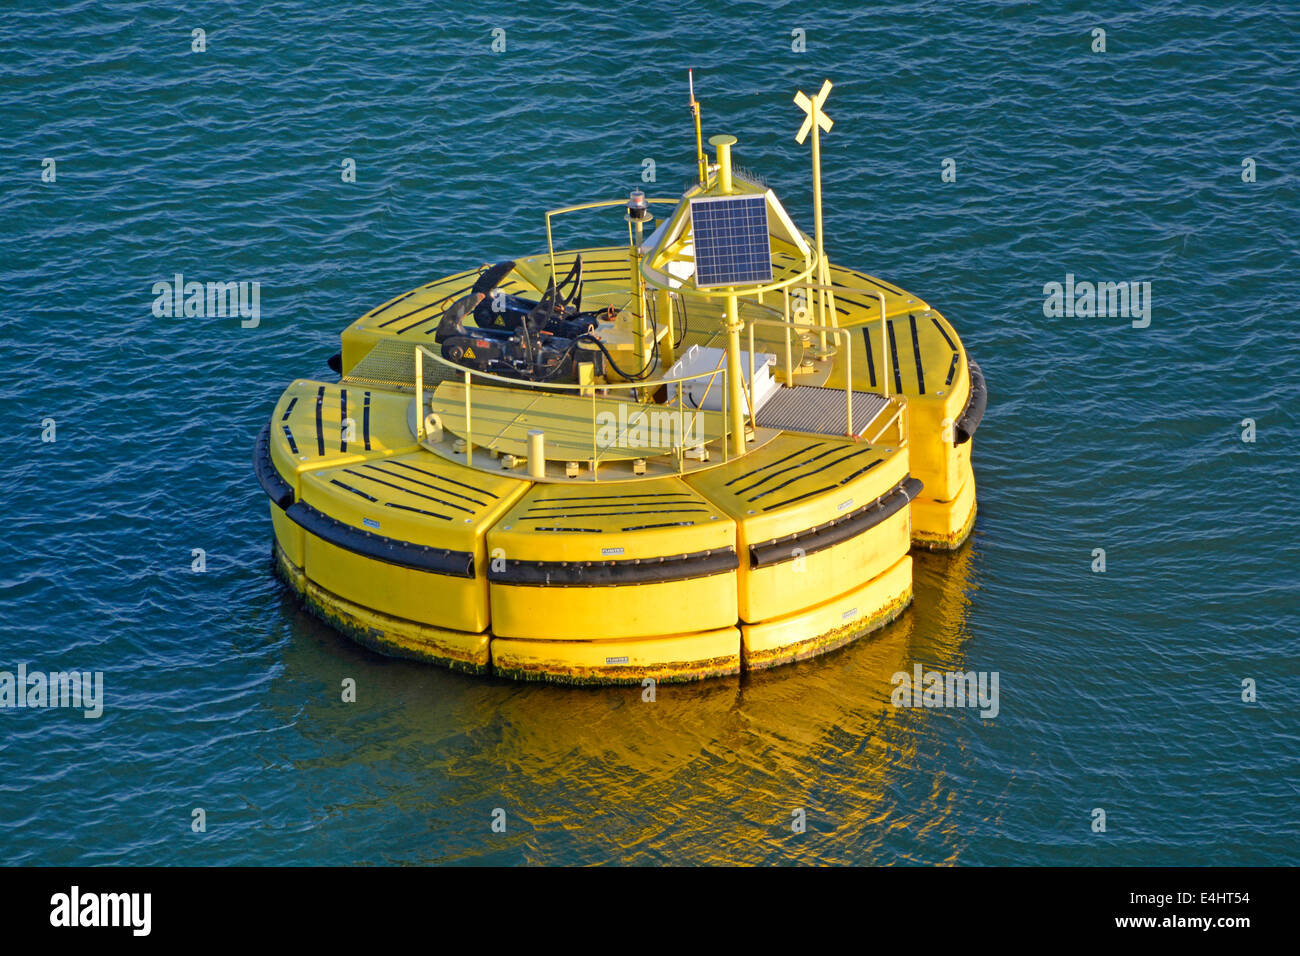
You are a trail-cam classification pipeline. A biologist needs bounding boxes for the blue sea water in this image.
[1,0,1297,865]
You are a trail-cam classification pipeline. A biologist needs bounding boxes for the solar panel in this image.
[690,194,773,288]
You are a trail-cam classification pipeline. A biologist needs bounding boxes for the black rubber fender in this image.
[284,501,475,578]
[954,359,986,445]
[254,422,294,509]
[488,547,738,587]
[749,477,924,568]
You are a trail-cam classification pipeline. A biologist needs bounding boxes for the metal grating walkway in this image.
[754,385,889,439]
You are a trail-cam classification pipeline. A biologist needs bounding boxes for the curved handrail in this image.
[414,343,734,475]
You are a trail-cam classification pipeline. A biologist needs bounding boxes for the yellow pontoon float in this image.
[254,79,985,683]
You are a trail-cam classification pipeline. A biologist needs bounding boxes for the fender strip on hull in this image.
[284,500,475,577]
[749,476,923,568]
[955,359,986,444]
[487,548,739,587]
[253,423,294,509]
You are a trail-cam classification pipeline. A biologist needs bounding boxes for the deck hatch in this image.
[753,386,888,440]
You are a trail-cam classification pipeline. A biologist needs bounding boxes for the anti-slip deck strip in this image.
[339,389,348,453]
[761,459,885,512]
[362,392,372,450]
[909,314,926,395]
[314,386,325,457]
[386,460,495,497]
[724,442,826,487]
[368,272,477,321]
[735,445,841,497]
[745,448,877,504]
[887,321,903,395]
[343,469,474,514]
[862,327,877,387]
[384,502,451,522]
[389,288,471,333]
[329,478,377,503]
[930,315,960,387]
[361,463,488,508]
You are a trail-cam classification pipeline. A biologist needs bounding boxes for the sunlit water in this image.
[1,0,1296,865]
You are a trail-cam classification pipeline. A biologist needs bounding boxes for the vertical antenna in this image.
[689,68,706,186]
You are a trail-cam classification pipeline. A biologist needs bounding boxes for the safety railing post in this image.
[676,383,684,474]
[415,333,752,479]
[781,286,794,386]
[877,291,890,401]
[463,369,472,468]
[721,366,729,463]
[415,346,425,440]
[747,324,756,433]
[839,329,853,437]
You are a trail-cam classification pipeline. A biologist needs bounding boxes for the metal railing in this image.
[741,283,908,446]
[543,197,679,293]
[413,344,733,479]
[746,316,853,432]
[782,283,893,400]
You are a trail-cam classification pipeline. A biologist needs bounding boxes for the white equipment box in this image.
[665,344,780,415]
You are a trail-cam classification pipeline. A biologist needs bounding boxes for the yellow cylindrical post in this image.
[527,430,545,479]
[690,68,706,186]
[876,292,890,400]
[707,134,746,458]
[463,369,473,468]
[658,288,676,368]
[632,218,648,387]
[710,134,735,194]
[810,118,829,354]
[694,106,706,186]
[724,293,746,457]
[414,346,424,439]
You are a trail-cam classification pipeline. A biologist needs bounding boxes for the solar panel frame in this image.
[690,194,774,289]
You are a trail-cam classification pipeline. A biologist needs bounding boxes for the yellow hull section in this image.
[275,539,491,672]
[491,629,742,685]
[911,468,978,551]
[258,247,983,683]
[743,554,913,670]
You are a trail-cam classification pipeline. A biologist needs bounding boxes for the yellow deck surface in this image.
[429,380,727,462]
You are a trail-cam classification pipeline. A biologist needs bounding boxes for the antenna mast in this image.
[689,69,706,186]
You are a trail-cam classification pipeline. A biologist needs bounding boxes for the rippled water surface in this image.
[2,0,1297,865]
